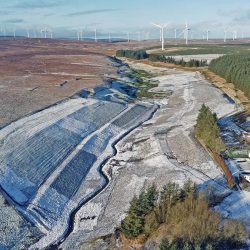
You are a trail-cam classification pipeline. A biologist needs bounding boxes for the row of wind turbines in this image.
[152,22,190,50]
[152,23,243,51]
[0,27,53,39]
[75,23,189,47]
[0,24,245,49]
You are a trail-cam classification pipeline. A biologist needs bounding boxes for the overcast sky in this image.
[0,0,250,39]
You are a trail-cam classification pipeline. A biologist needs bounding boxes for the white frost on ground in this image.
[172,54,224,64]
[0,77,158,249]
[62,63,247,250]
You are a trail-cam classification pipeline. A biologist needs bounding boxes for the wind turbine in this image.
[77,29,82,41]
[13,28,16,38]
[80,29,83,40]
[108,32,111,42]
[41,28,49,38]
[184,22,190,45]
[152,23,167,50]
[127,32,130,43]
[50,30,53,39]
[174,29,177,40]
[41,29,44,38]
[206,30,210,41]
[26,28,30,38]
[233,30,237,40]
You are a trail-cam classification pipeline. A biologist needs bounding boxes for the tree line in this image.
[120,180,248,250]
[116,49,148,60]
[116,49,208,67]
[149,53,208,67]
[209,54,250,98]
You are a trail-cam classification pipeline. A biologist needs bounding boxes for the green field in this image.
[150,44,250,56]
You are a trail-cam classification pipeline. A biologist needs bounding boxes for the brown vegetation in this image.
[0,38,159,127]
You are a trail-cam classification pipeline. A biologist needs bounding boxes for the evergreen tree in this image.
[159,238,170,250]
[195,104,225,152]
[209,54,250,99]
[120,212,144,237]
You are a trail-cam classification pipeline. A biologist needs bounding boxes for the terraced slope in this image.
[0,100,126,205]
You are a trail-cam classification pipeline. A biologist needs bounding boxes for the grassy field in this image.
[150,44,250,56]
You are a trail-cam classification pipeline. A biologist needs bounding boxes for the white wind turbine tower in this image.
[77,29,82,41]
[233,30,237,40]
[108,32,111,42]
[13,28,16,38]
[206,30,210,41]
[183,22,190,45]
[174,29,177,40]
[127,32,130,43]
[50,30,53,39]
[152,23,167,50]
[41,28,48,38]
[80,29,83,40]
[159,29,162,42]
[26,28,30,38]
